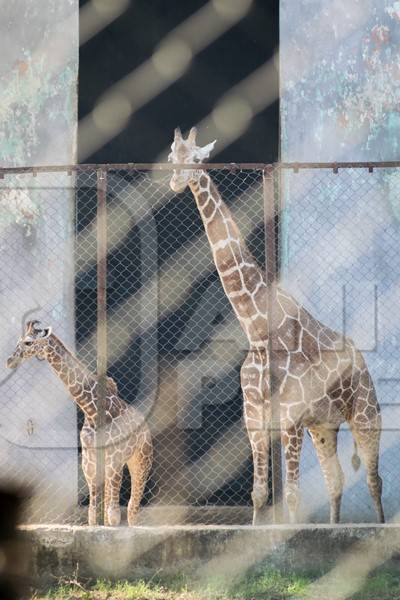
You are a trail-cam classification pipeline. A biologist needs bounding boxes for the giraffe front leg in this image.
[241,353,269,526]
[82,446,97,526]
[105,462,122,527]
[282,423,304,524]
[248,429,269,525]
[103,476,111,526]
[88,486,97,526]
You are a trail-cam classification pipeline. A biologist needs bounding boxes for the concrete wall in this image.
[21,524,400,587]
[0,1,78,521]
[280,1,400,521]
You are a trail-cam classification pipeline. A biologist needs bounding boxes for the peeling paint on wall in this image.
[281,0,400,161]
[0,59,76,165]
[0,187,39,244]
[0,0,78,521]
[281,0,400,521]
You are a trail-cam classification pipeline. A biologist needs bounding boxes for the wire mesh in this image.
[0,163,397,525]
[279,166,399,523]
[0,171,78,523]
[0,166,264,525]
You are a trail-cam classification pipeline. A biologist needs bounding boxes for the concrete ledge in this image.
[24,506,255,527]
[21,524,400,588]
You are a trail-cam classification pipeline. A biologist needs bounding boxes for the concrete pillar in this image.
[280,1,400,521]
[0,1,78,522]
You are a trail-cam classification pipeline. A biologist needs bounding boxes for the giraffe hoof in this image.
[252,511,263,526]
[285,485,300,522]
[127,510,138,526]
[128,518,137,527]
[251,489,267,510]
[88,508,97,526]
[107,507,121,526]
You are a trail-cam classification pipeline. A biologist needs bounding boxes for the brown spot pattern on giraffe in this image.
[8,330,152,526]
[203,182,383,523]
[168,131,384,524]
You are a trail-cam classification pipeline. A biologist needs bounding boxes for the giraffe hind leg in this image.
[282,423,304,524]
[350,357,384,523]
[126,434,153,526]
[351,419,384,523]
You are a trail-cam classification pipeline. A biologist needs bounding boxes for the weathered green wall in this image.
[281,1,400,162]
[0,0,78,522]
[0,1,77,166]
[280,1,400,521]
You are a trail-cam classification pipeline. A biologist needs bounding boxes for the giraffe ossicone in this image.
[7,320,153,527]
[168,127,217,193]
[168,126,385,525]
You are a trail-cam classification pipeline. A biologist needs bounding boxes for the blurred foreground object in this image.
[0,488,28,599]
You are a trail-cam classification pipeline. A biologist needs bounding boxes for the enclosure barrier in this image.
[0,161,399,525]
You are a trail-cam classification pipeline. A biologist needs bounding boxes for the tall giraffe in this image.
[168,127,384,524]
[7,320,153,526]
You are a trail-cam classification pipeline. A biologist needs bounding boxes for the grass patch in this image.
[31,567,400,600]
[229,568,311,599]
[351,570,400,600]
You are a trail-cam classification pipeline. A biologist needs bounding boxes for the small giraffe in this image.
[6,320,153,526]
[168,127,384,524]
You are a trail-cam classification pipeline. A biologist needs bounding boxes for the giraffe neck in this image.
[44,334,98,420]
[189,172,268,346]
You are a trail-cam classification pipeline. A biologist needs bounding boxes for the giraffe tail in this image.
[351,441,361,471]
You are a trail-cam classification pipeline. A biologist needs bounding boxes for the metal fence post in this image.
[96,168,107,526]
[263,166,283,524]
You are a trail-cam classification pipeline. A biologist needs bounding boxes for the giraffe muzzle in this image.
[170,176,187,193]
[6,355,20,369]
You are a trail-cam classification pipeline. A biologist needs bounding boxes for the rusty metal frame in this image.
[96,168,107,526]
[263,166,283,524]
[0,160,399,176]
[2,159,393,524]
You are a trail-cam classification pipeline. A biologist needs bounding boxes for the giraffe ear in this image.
[40,327,52,338]
[26,320,41,334]
[168,141,175,162]
[195,140,217,162]
[187,127,197,144]
[174,127,182,141]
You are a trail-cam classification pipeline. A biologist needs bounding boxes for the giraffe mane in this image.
[106,376,119,396]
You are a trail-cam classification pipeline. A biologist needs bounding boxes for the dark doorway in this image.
[79,0,279,163]
[77,0,279,514]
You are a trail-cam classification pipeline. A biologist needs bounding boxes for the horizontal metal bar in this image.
[1,160,400,176]
[0,163,268,175]
[279,161,400,170]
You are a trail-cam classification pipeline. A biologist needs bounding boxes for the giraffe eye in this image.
[24,340,34,346]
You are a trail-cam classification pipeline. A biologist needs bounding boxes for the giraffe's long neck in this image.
[190,172,268,346]
[44,335,98,420]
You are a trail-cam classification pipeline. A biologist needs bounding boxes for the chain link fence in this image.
[279,165,400,523]
[0,162,399,525]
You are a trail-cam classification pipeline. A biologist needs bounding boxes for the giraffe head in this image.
[168,127,216,193]
[6,320,52,369]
